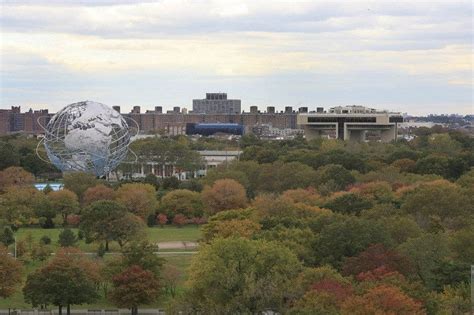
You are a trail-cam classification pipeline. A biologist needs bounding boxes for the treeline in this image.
[1,129,473,314]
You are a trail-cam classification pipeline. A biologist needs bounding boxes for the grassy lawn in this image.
[147,226,202,243]
[12,226,201,253]
[0,226,200,308]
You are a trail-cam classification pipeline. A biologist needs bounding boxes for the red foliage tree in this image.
[172,214,186,227]
[342,243,412,277]
[356,265,402,282]
[109,265,160,315]
[156,213,168,227]
[66,214,81,226]
[311,278,353,305]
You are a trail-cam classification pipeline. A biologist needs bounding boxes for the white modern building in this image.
[297,106,403,142]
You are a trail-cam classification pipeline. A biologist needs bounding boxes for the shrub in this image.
[40,235,51,245]
[172,214,186,228]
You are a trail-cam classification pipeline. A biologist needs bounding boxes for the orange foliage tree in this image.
[116,183,157,219]
[83,184,115,205]
[0,245,22,298]
[341,285,424,315]
[201,179,247,215]
[0,166,35,192]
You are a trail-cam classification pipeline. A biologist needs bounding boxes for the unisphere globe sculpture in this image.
[42,101,132,177]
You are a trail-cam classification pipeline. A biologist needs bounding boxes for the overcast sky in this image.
[1,0,472,115]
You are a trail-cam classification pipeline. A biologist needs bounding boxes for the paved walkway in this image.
[157,241,198,250]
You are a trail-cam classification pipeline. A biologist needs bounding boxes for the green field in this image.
[13,226,201,252]
[0,226,200,309]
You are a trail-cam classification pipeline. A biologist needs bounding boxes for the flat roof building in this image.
[297,106,403,142]
[192,93,241,114]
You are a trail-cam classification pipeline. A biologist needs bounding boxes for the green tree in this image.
[450,226,474,265]
[120,241,164,277]
[186,238,302,314]
[23,248,100,315]
[58,229,78,247]
[0,141,20,170]
[312,216,392,268]
[0,226,15,246]
[111,213,147,249]
[398,233,451,290]
[0,245,22,298]
[323,192,373,215]
[257,161,316,193]
[81,200,145,251]
[314,164,355,195]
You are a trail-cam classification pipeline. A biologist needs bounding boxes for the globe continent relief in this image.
[43,101,131,177]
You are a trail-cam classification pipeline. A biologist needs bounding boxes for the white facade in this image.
[115,150,242,180]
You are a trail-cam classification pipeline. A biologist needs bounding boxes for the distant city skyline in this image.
[1,1,472,115]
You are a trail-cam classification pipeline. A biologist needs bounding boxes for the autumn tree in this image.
[186,238,302,313]
[116,183,157,219]
[342,244,412,277]
[23,248,100,315]
[159,189,204,218]
[201,208,259,242]
[63,172,98,201]
[0,166,35,192]
[400,180,470,230]
[340,285,424,315]
[82,184,115,205]
[48,189,80,226]
[0,245,22,299]
[201,179,247,215]
[156,213,168,227]
[0,187,47,228]
[109,265,161,315]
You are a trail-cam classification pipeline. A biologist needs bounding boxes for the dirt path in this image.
[157,241,198,250]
